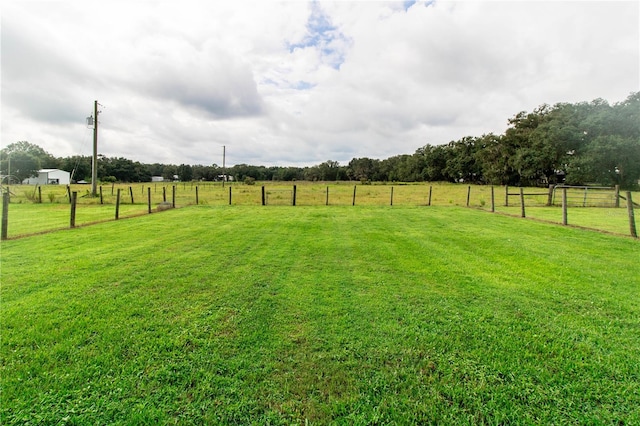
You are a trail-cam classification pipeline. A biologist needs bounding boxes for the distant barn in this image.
[23,169,71,185]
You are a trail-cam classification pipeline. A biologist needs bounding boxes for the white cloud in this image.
[2,0,638,167]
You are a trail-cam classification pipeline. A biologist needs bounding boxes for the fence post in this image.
[505,185,509,206]
[293,185,297,206]
[615,185,620,208]
[326,186,329,206]
[70,191,77,228]
[261,186,266,206]
[491,186,495,212]
[195,186,199,205]
[428,186,432,206]
[229,186,232,205]
[352,185,357,206]
[562,188,568,226]
[163,186,167,202]
[111,182,115,196]
[626,191,637,238]
[466,186,471,207]
[390,186,394,206]
[547,184,554,206]
[67,185,72,204]
[115,189,121,220]
[520,187,525,218]
[2,192,9,240]
[129,186,134,204]
[172,185,176,208]
[38,186,42,203]
[99,186,103,205]
[147,187,152,214]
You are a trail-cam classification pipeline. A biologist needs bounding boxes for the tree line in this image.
[2,92,638,189]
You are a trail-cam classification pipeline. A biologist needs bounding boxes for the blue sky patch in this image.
[403,0,417,11]
[292,81,316,91]
[288,1,349,70]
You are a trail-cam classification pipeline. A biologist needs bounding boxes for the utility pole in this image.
[222,145,226,187]
[91,100,99,196]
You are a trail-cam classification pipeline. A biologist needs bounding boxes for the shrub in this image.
[23,189,38,202]
[244,177,256,185]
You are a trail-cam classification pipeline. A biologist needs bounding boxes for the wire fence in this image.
[1,182,638,239]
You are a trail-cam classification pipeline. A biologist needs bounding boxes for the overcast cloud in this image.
[2,0,638,167]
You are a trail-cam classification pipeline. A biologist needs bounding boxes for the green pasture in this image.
[2,182,638,238]
[1,205,639,424]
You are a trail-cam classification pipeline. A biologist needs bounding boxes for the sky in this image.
[2,0,639,167]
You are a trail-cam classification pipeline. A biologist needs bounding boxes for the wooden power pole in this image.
[222,145,226,187]
[91,100,99,197]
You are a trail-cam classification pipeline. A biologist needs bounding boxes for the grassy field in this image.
[2,182,638,238]
[1,205,639,424]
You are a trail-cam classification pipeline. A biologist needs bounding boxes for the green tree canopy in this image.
[0,141,57,183]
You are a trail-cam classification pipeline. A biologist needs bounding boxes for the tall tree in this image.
[0,141,57,183]
[177,164,194,182]
[443,137,481,183]
[58,155,92,182]
[416,144,449,182]
[347,157,380,181]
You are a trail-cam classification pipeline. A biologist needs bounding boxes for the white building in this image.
[23,169,71,185]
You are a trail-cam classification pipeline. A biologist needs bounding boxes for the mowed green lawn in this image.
[1,206,639,424]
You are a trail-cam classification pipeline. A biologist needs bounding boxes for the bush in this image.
[244,177,256,185]
[23,189,38,202]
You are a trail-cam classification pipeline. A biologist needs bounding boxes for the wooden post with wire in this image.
[626,192,637,238]
[491,186,495,212]
[562,188,568,225]
[70,192,77,228]
[2,192,9,240]
[115,189,121,220]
